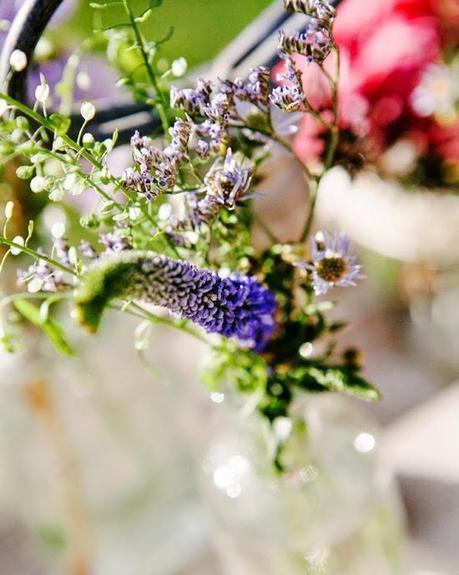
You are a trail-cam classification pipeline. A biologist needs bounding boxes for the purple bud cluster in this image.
[111,252,277,350]
[165,149,254,241]
[17,255,68,293]
[278,21,333,64]
[284,0,336,25]
[221,66,272,113]
[170,68,271,160]
[100,233,132,254]
[123,119,192,196]
[280,0,335,65]
[270,57,306,113]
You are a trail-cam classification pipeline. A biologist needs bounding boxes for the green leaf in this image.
[201,344,268,393]
[13,299,75,357]
[48,113,71,136]
[294,365,381,402]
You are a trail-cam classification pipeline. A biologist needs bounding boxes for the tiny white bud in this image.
[51,222,66,239]
[171,57,188,77]
[9,49,27,72]
[30,175,47,193]
[273,417,293,441]
[128,206,141,221]
[35,81,50,104]
[82,132,94,146]
[34,38,53,60]
[0,99,7,115]
[49,187,65,202]
[158,203,172,220]
[4,201,14,220]
[103,138,113,153]
[63,172,78,191]
[0,19,10,33]
[80,101,95,121]
[76,71,91,91]
[53,136,66,150]
[27,277,44,293]
[11,235,24,255]
[68,246,78,266]
[113,213,128,222]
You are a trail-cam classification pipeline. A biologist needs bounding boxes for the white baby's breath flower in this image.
[53,136,66,150]
[28,277,44,293]
[35,38,53,60]
[35,78,50,104]
[76,71,91,91]
[9,49,27,72]
[80,101,96,121]
[49,187,65,202]
[0,99,7,116]
[63,172,78,191]
[30,175,47,193]
[10,235,24,255]
[82,132,95,146]
[51,222,66,239]
[68,247,78,266]
[171,57,188,77]
[4,201,14,220]
[128,206,141,221]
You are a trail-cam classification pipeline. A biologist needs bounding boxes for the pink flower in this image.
[291,0,457,168]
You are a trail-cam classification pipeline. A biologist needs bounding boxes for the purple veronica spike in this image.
[302,231,365,295]
[76,252,276,351]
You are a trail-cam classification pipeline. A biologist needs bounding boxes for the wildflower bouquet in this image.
[0,0,380,469]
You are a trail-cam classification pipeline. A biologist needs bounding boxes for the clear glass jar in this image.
[200,394,409,575]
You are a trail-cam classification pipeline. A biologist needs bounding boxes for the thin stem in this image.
[0,93,100,170]
[0,235,77,275]
[0,291,71,312]
[1,93,161,230]
[115,300,208,344]
[300,177,319,242]
[121,0,170,134]
[300,46,341,242]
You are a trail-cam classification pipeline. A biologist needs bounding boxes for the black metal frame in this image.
[0,0,341,145]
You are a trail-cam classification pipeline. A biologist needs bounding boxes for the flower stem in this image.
[121,0,170,135]
[299,45,341,242]
[0,235,77,275]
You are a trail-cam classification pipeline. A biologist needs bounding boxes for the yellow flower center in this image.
[315,255,347,282]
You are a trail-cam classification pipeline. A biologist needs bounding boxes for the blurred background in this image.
[0,0,458,574]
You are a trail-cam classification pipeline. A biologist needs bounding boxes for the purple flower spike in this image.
[75,252,276,351]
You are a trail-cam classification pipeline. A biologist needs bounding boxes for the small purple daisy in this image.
[303,231,365,295]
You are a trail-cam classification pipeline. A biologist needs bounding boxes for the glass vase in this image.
[200,394,409,575]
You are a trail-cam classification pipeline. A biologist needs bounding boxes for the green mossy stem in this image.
[74,253,142,333]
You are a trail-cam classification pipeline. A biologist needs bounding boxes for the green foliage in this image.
[291,364,381,401]
[48,113,71,136]
[202,344,268,393]
[13,299,75,356]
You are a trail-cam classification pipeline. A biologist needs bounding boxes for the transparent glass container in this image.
[200,394,409,575]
